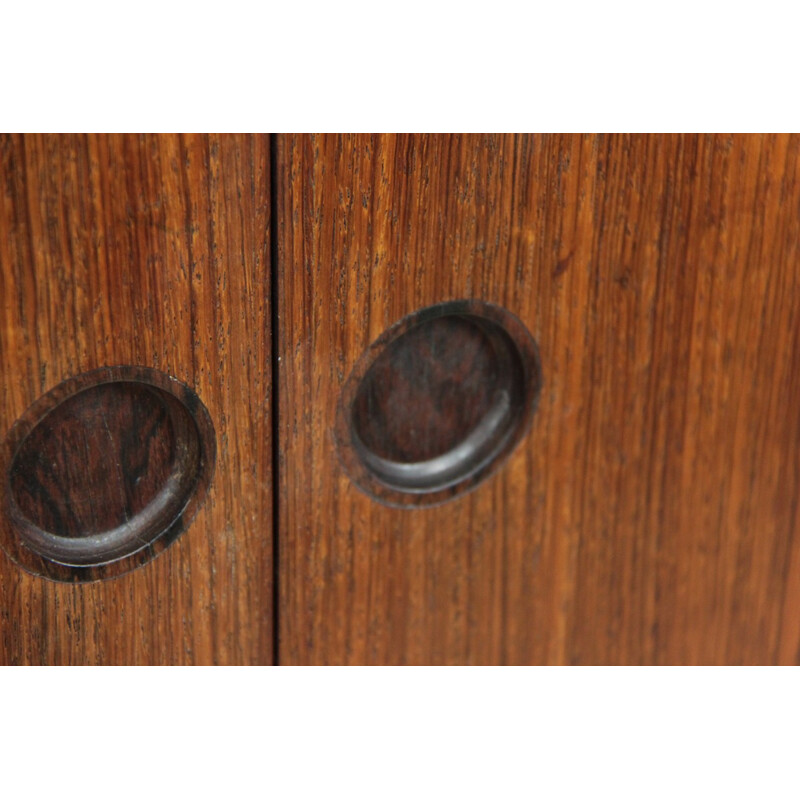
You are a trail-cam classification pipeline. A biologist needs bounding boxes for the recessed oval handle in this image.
[335,300,542,507]
[0,366,216,582]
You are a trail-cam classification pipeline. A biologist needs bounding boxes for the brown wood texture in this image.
[10,381,193,541]
[353,314,509,465]
[337,300,541,506]
[0,134,272,664]
[275,133,800,665]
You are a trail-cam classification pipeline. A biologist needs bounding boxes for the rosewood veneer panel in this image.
[0,134,272,664]
[275,133,800,665]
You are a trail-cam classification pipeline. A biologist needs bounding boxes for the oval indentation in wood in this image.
[0,366,215,582]
[335,300,541,507]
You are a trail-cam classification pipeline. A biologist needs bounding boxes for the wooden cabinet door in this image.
[3,133,800,665]
[275,133,800,665]
[0,134,273,665]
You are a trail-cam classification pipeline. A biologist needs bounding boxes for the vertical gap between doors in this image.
[269,133,281,666]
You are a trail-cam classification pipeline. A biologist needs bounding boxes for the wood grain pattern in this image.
[353,314,503,464]
[1,365,217,581]
[12,382,181,539]
[337,299,541,505]
[275,133,800,665]
[0,134,272,664]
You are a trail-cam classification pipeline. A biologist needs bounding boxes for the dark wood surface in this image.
[12,381,180,539]
[0,134,272,664]
[353,314,502,464]
[1,365,217,581]
[337,299,541,506]
[275,133,800,665]
[4,133,800,665]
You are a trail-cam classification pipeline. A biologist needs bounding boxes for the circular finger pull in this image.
[0,366,216,582]
[335,300,542,507]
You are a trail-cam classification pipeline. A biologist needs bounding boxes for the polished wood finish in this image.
[1,365,216,581]
[354,314,504,464]
[12,382,188,539]
[4,133,799,665]
[337,299,541,506]
[276,133,800,665]
[0,134,272,664]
